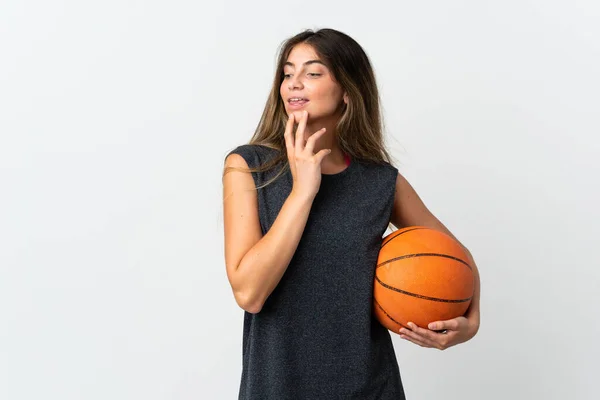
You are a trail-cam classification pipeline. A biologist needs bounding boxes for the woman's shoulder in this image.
[225,143,283,172]
[358,157,399,175]
[227,143,280,158]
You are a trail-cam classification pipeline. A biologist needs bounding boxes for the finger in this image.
[295,110,308,153]
[428,319,459,332]
[284,114,297,176]
[400,325,437,348]
[408,322,456,349]
[284,113,295,155]
[399,333,432,348]
[401,327,446,350]
[428,321,446,331]
[304,127,326,155]
[314,148,332,164]
[408,322,444,342]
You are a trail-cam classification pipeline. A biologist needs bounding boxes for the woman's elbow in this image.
[234,290,264,314]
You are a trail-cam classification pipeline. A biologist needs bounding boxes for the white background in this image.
[1,0,599,399]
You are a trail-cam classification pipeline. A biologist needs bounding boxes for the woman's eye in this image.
[283,73,321,78]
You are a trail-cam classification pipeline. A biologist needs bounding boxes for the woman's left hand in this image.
[398,316,478,350]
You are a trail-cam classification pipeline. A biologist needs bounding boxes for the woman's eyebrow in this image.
[283,60,326,68]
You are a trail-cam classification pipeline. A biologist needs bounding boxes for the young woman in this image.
[222,28,480,399]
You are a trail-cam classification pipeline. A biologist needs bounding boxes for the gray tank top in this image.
[226,144,405,399]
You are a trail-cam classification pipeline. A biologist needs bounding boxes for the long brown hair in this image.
[224,28,398,189]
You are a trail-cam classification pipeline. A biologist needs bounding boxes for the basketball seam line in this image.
[373,298,408,330]
[381,227,426,248]
[375,275,473,303]
[376,253,472,271]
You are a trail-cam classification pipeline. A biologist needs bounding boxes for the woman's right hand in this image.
[284,110,331,200]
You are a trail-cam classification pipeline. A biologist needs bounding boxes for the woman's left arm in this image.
[389,172,481,350]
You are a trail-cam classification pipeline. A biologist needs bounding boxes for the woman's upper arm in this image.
[222,153,263,289]
[389,172,464,247]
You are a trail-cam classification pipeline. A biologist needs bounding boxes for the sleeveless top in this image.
[226,144,406,400]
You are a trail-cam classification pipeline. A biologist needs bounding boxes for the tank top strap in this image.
[344,153,351,167]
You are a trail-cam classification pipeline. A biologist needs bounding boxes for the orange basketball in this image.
[373,226,474,333]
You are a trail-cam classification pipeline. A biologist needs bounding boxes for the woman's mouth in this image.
[288,98,309,109]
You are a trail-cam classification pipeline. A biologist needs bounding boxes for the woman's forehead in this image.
[286,44,319,63]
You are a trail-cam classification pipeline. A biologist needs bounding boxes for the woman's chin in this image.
[290,108,309,116]
[287,108,334,122]
[291,108,323,119]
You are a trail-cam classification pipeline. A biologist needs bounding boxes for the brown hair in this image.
[223,28,398,189]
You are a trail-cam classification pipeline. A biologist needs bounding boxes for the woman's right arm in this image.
[222,153,314,314]
[223,110,330,313]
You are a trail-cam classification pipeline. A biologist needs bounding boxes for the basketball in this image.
[373,226,474,333]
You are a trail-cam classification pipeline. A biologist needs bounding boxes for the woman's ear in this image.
[343,93,348,104]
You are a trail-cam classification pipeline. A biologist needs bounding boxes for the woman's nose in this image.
[288,75,303,90]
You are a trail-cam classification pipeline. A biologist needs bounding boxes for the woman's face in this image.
[280,43,346,122]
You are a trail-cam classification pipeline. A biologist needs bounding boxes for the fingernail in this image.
[428,323,436,330]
